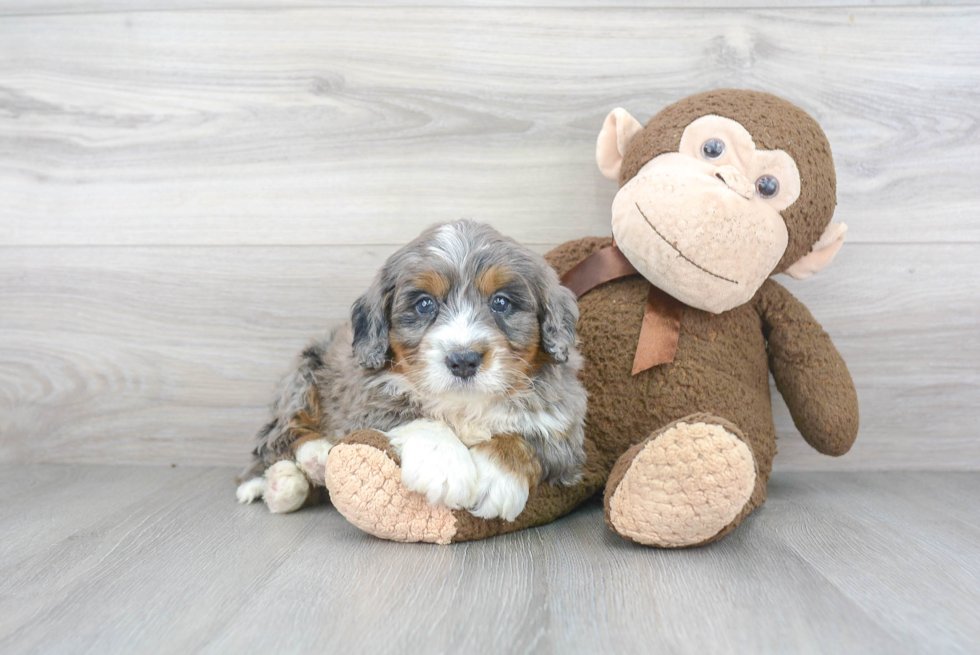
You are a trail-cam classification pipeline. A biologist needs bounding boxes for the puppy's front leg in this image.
[468,435,542,522]
[385,419,478,510]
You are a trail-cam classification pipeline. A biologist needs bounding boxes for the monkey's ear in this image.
[596,108,643,181]
[784,222,848,280]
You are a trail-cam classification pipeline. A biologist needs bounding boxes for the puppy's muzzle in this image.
[445,349,483,379]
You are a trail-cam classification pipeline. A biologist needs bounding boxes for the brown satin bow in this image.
[561,246,684,375]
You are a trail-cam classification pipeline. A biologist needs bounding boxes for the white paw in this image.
[468,450,530,522]
[386,419,477,510]
[263,460,310,514]
[295,439,332,486]
[236,477,266,504]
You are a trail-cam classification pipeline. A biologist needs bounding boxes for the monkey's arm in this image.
[757,279,859,456]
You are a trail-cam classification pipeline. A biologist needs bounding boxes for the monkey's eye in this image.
[701,138,725,160]
[755,175,780,198]
[415,296,436,315]
[490,295,512,314]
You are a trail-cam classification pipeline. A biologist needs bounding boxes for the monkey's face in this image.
[611,115,802,314]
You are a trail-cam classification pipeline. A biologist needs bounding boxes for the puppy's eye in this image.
[755,175,779,198]
[490,295,512,314]
[415,296,436,315]
[701,138,725,160]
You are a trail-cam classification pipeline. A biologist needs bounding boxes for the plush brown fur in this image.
[326,90,859,547]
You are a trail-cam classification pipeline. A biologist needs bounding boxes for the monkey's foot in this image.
[604,414,756,548]
[325,430,458,545]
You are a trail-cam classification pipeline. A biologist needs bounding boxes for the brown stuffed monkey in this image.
[324,89,859,547]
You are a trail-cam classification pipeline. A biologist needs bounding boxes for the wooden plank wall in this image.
[1,2,978,470]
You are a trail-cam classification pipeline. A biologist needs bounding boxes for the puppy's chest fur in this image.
[418,396,536,446]
[391,371,567,446]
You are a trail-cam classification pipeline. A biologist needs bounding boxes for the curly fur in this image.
[237,220,588,507]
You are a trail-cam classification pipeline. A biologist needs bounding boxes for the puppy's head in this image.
[351,220,578,397]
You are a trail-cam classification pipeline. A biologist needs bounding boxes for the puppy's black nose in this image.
[446,350,482,379]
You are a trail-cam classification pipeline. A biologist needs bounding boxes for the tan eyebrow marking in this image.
[413,271,450,297]
[476,265,514,296]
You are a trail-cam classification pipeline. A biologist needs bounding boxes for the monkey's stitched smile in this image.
[634,203,739,285]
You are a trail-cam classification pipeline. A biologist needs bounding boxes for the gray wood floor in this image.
[0,465,977,654]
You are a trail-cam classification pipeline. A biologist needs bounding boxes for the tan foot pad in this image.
[326,442,458,545]
[608,421,756,548]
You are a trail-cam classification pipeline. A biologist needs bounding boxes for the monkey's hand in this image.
[758,279,859,456]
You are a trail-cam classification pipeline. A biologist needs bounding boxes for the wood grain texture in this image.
[1,243,977,470]
[1,8,978,247]
[2,1,976,18]
[2,5,978,470]
[0,465,977,653]
[768,473,980,649]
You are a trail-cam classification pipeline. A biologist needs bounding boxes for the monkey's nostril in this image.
[714,165,754,199]
[446,350,482,379]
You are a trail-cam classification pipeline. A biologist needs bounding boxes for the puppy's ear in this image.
[541,282,579,364]
[351,274,393,370]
